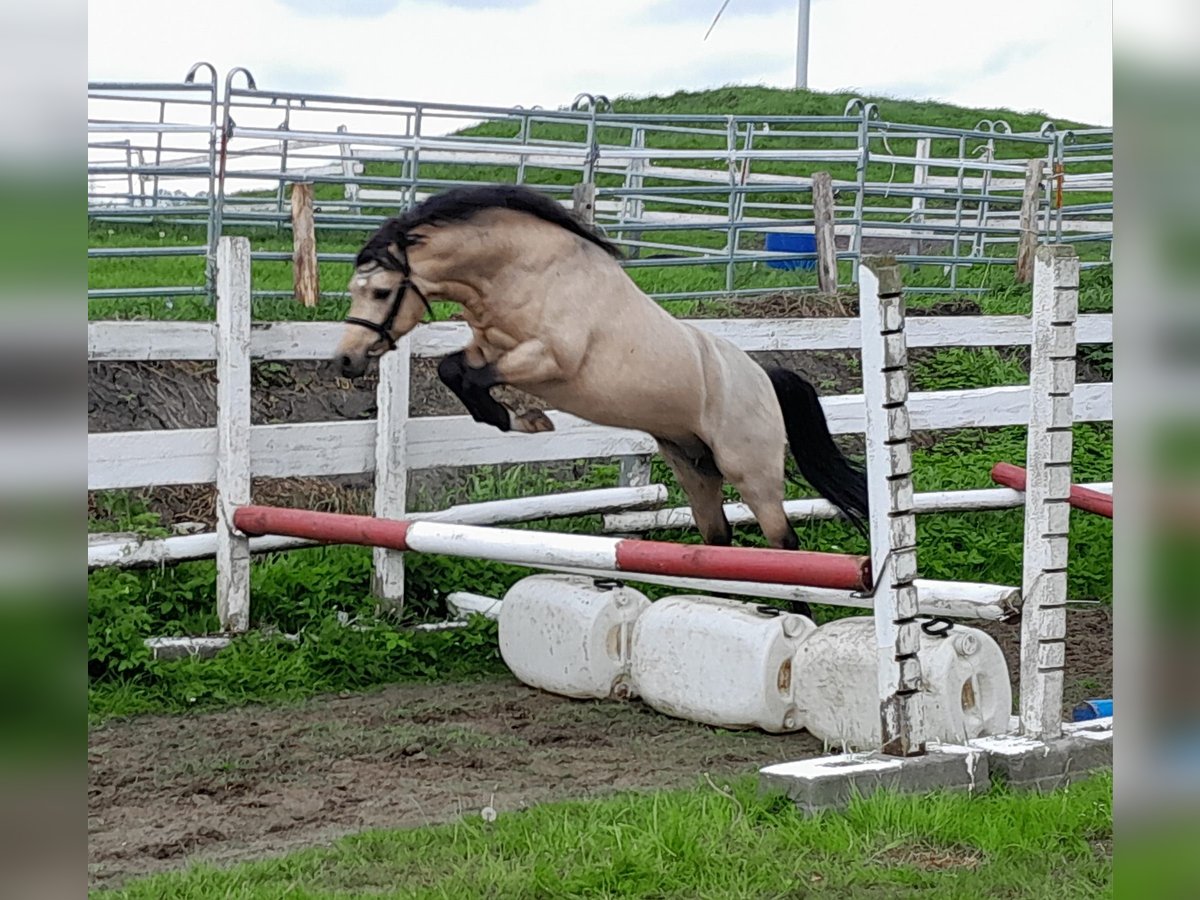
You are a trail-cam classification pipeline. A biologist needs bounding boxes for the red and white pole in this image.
[990,462,1113,519]
[233,505,872,592]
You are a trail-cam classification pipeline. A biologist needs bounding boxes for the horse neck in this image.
[407,216,571,312]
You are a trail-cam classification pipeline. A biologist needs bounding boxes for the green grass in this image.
[91,770,1112,899]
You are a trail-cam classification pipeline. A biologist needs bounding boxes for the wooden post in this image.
[215,236,253,633]
[372,338,411,615]
[1015,159,1044,283]
[812,171,838,294]
[291,182,319,307]
[572,182,596,224]
[859,256,924,757]
[1019,245,1078,740]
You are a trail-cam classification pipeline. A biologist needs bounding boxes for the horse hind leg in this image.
[655,438,732,546]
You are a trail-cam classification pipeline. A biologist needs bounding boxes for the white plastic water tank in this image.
[792,616,1012,750]
[629,595,817,733]
[496,573,650,701]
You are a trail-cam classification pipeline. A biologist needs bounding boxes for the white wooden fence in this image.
[88,241,1112,631]
[87,236,1109,752]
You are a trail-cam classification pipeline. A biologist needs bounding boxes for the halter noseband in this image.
[344,238,435,350]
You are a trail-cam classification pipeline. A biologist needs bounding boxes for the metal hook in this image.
[974,118,1012,135]
[224,66,258,94]
[920,617,954,637]
[184,62,218,87]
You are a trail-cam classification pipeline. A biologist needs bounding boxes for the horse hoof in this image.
[514,410,555,433]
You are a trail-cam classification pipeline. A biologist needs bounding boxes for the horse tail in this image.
[765,366,870,540]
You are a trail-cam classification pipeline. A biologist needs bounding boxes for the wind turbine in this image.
[705,0,812,89]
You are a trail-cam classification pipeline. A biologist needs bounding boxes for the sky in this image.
[87,0,1113,126]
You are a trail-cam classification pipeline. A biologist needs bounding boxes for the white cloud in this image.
[87,0,1111,124]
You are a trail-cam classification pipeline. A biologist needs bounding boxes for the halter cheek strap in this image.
[344,240,435,350]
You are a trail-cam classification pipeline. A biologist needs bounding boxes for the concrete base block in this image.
[759,717,1113,813]
[758,747,990,815]
[932,716,1113,792]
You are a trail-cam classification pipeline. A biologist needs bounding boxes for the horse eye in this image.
[372,287,393,300]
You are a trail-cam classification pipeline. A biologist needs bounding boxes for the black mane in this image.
[355,184,623,268]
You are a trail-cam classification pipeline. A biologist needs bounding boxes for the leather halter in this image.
[344,239,434,350]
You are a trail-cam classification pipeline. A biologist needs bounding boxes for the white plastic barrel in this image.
[629,595,817,733]
[791,616,1012,750]
[496,573,650,700]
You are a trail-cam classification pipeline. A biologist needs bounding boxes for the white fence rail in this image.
[87,382,1113,492]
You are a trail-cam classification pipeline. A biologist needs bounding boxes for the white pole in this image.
[214,236,252,634]
[795,0,812,89]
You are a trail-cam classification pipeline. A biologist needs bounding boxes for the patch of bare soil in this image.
[87,607,1112,892]
[87,678,821,890]
[975,607,1113,713]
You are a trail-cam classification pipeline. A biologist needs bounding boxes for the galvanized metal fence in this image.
[88,64,1113,305]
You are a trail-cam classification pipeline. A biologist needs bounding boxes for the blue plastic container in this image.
[1071,698,1113,721]
[765,231,817,270]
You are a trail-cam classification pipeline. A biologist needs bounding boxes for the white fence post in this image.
[372,337,411,614]
[215,236,252,633]
[908,137,930,261]
[860,256,925,757]
[1019,244,1079,740]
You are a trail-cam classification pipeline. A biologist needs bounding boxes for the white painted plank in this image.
[372,341,410,611]
[493,564,1019,621]
[87,382,1113,491]
[1020,245,1079,741]
[859,258,924,755]
[214,237,252,633]
[88,484,669,570]
[87,314,1115,362]
[88,321,217,360]
[601,482,1111,533]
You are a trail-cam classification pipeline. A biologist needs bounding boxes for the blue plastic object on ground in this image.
[1071,698,1113,721]
[765,232,817,270]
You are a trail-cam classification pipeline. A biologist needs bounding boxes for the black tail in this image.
[765,366,870,540]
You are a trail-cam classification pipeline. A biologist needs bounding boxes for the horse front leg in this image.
[457,339,562,433]
[437,348,554,434]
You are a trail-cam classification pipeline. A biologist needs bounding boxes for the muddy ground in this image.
[88,606,1111,891]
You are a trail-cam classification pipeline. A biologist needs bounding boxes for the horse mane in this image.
[356,184,624,268]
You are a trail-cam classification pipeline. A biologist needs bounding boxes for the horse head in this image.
[335,229,433,379]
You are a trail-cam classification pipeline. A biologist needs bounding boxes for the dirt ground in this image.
[87,608,1111,892]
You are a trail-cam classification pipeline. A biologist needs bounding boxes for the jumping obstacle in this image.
[232,505,872,592]
[189,236,1106,807]
[990,462,1113,519]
